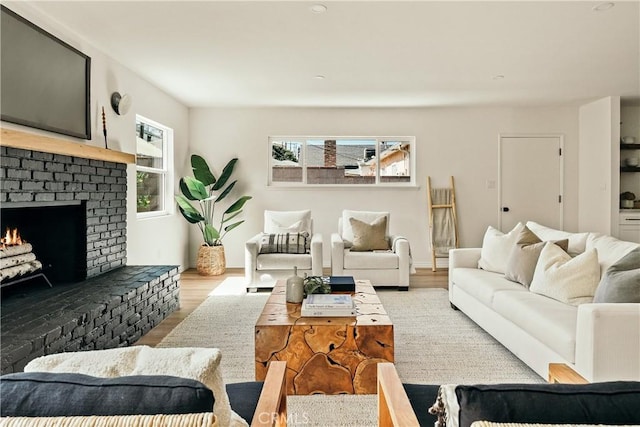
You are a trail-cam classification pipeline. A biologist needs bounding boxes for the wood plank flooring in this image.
[135,267,448,347]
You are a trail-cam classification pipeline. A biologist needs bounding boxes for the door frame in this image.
[498,133,565,230]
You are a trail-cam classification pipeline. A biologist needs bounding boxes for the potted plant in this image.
[175,155,251,275]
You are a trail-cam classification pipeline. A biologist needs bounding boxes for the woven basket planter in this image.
[197,245,226,276]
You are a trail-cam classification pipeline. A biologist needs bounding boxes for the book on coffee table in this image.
[321,276,356,292]
[301,294,356,317]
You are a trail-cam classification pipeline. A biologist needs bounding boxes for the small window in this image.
[269,137,415,187]
[135,115,173,217]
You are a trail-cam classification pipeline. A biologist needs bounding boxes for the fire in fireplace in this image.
[0,202,87,286]
[0,227,44,285]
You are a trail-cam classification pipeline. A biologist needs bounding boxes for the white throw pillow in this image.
[477,223,524,274]
[264,210,311,234]
[530,242,600,306]
[526,221,589,256]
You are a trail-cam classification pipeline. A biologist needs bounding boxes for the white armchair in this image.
[331,210,411,290]
[245,210,323,291]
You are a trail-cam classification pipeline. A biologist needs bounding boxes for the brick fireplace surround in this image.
[0,143,179,373]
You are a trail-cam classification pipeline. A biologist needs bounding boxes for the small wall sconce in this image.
[110,92,132,115]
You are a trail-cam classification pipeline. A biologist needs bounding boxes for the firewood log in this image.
[0,260,42,282]
[0,252,37,269]
[0,243,33,258]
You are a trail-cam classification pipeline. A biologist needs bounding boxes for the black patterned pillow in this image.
[259,232,310,254]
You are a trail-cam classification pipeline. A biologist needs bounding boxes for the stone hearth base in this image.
[0,265,180,374]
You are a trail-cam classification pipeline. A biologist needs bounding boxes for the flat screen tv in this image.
[1,5,91,139]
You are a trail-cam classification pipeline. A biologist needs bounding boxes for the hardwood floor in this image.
[135,267,449,347]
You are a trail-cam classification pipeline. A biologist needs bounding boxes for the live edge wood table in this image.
[255,279,394,395]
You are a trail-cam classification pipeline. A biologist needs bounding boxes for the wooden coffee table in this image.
[254,279,394,395]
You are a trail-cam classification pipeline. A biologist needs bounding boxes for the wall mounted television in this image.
[1,5,91,140]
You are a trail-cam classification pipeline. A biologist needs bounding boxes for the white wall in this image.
[3,2,192,270]
[188,106,580,269]
[578,96,620,235]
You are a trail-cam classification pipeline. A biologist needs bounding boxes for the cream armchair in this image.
[245,210,323,292]
[331,210,411,290]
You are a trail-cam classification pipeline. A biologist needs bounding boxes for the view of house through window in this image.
[270,137,414,186]
[136,116,173,216]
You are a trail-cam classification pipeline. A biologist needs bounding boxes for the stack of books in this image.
[301,294,356,317]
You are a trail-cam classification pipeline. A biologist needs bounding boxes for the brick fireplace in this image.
[0,131,180,373]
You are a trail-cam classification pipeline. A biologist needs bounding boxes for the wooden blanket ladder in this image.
[427,176,459,271]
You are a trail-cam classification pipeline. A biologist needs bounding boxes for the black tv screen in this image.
[1,6,91,139]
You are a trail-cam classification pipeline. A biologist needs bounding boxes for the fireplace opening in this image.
[0,202,87,286]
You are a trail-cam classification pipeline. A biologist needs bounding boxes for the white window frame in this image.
[268,136,416,188]
[135,115,174,219]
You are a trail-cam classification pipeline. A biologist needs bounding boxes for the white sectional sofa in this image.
[449,221,640,383]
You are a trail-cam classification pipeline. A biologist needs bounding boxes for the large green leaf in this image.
[221,210,242,224]
[215,180,236,203]
[204,224,220,245]
[182,176,209,200]
[224,196,252,215]
[191,154,216,187]
[212,158,238,191]
[223,220,244,233]
[179,178,198,201]
[176,196,204,223]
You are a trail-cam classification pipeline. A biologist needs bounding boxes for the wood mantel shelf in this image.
[0,127,136,164]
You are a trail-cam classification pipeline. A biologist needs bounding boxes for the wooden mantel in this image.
[0,127,136,164]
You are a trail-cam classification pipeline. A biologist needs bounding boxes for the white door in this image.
[500,136,563,231]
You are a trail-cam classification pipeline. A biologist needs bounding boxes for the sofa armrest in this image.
[377,363,420,427]
[245,233,262,284]
[575,303,640,382]
[330,233,345,275]
[251,361,287,427]
[449,248,481,269]
[310,233,323,276]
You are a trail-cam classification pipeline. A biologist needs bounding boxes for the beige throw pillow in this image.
[530,242,600,306]
[504,225,569,288]
[349,216,390,251]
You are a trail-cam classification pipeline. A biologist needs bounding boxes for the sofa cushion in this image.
[264,210,311,234]
[451,268,526,308]
[530,243,600,306]
[258,232,309,254]
[0,372,214,417]
[23,346,240,427]
[257,253,312,270]
[504,225,569,288]
[478,223,524,274]
[525,221,589,256]
[434,381,640,427]
[492,291,577,362]
[586,233,639,278]
[593,247,640,303]
[349,215,390,251]
[344,249,399,269]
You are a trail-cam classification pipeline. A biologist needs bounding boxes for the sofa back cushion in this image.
[0,372,214,417]
[586,233,639,278]
[264,210,312,234]
[525,221,590,256]
[339,210,390,246]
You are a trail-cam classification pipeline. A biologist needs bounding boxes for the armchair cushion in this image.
[257,253,312,270]
[349,216,390,251]
[258,232,309,254]
[344,250,399,269]
[0,372,214,417]
[264,210,311,234]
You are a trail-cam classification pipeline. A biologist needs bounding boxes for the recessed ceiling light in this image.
[592,2,615,12]
[492,75,505,80]
[310,4,327,14]
[314,75,326,80]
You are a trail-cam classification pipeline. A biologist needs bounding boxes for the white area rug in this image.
[158,287,542,426]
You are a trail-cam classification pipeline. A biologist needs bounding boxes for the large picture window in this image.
[269,137,415,187]
[136,115,173,217]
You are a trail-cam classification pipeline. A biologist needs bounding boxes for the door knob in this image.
[502,207,510,212]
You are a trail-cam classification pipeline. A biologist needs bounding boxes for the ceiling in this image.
[20,1,640,108]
